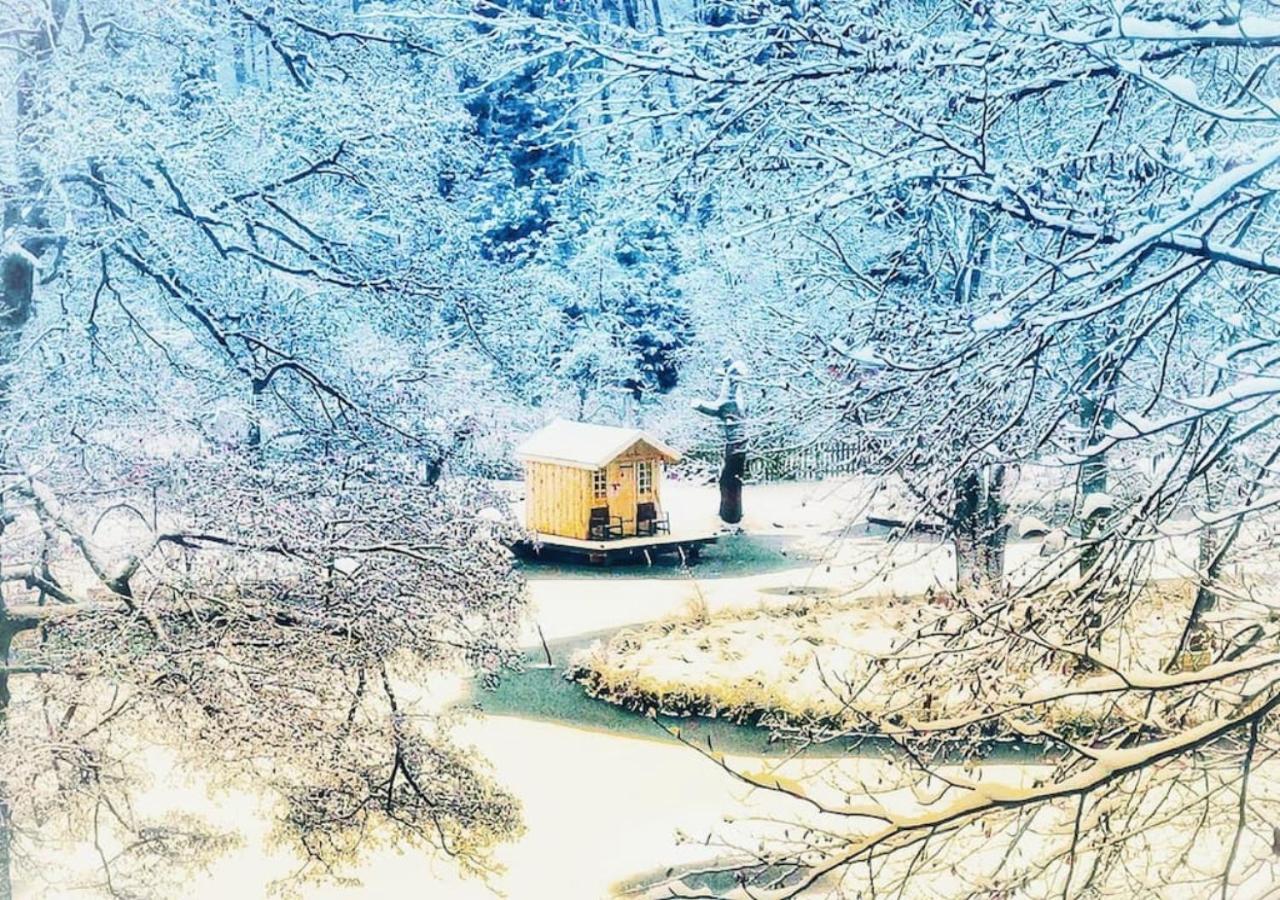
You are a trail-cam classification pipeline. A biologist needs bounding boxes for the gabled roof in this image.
[516,419,682,469]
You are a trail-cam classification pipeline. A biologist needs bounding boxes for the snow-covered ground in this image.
[18,478,1235,899]
[565,582,1210,737]
[24,481,899,898]
[27,714,1056,900]
[518,479,959,644]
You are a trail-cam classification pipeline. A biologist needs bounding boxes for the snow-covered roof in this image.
[516,419,682,469]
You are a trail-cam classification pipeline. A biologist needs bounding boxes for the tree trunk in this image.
[0,788,10,900]
[1168,477,1232,668]
[718,441,745,524]
[247,376,265,454]
[2,0,53,401]
[693,360,749,525]
[0,149,29,900]
[949,212,1005,591]
[0,163,34,900]
[1077,400,1113,574]
[0,250,33,400]
[953,468,984,593]
[0,144,34,900]
[981,463,1009,585]
[0,11,67,897]
[0,624,12,900]
[1077,322,1116,575]
[953,463,1008,594]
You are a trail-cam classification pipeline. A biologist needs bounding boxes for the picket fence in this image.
[684,439,881,482]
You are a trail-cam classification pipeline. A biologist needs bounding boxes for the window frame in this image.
[592,467,608,500]
[637,460,653,495]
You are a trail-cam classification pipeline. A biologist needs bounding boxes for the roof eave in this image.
[517,442,682,469]
[515,452,609,469]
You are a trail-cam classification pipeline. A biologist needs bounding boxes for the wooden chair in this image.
[635,502,670,536]
[588,506,624,540]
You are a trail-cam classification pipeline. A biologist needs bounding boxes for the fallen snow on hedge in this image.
[568,581,1236,740]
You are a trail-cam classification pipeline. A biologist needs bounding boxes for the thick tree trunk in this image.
[718,441,745,524]
[0,250,33,402]
[953,463,1008,594]
[693,359,750,526]
[0,12,66,898]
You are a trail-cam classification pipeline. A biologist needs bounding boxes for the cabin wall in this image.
[616,446,662,496]
[605,451,663,536]
[613,451,662,506]
[523,446,670,541]
[524,461,592,539]
[605,460,636,535]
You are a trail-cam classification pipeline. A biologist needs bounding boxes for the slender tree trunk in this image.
[0,115,33,900]
[247,376,265,455]
[981,463,1009,585]
[0,624,11,900]
[1194,510,1218,614]
[1169,468,1243,668]
[1077,401,1112,573]
[948,211,1005,591]
[953,467,982,592]
[1077,322,1116,574]
[0,219,28,900]
[0,790,10,900]
[0,182,28,900]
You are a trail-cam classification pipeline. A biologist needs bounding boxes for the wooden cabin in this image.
[516,419,681,541]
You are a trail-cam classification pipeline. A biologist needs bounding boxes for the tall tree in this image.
[0,1,532,894]
[477,1,1280,894]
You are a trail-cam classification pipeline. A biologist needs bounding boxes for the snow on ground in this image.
[564,583,1212,736]
[17,478,1236,898]
[25,709,949,900]
[186,716,819,900]
[517,479,951,644]
[519,477,1202,647]
[24,480,915,899]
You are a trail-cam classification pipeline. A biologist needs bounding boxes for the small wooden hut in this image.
[517,419,681,541]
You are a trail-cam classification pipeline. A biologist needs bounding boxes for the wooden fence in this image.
[684,439,881,482]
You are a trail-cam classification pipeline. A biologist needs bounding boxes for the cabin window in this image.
[592,467,607,500]
[637,460,653,494]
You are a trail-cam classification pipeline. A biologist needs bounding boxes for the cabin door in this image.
[611,462,637,535]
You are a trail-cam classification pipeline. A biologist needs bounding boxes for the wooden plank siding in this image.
[524,439,666,540]
[605,441,662,536]
[524,461,593,539]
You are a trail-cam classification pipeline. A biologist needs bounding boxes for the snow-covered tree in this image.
[0,2,532,895]
[466,1,1280,895]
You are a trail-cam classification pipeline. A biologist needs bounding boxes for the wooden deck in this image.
[515,529,721,565]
